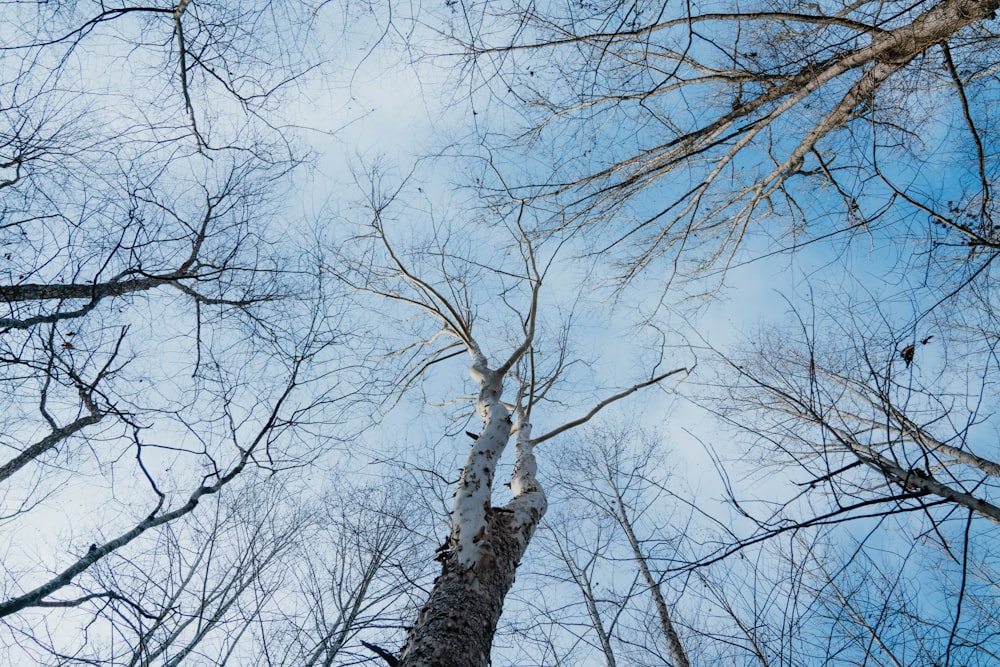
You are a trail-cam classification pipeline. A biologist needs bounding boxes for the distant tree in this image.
[539,425,690,667]
[694,294,1000,665]
[0,2,359,662]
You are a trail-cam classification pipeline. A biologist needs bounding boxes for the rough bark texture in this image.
[397,509,532,667]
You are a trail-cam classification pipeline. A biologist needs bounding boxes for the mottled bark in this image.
[396,508,538,667]
[397,377,545,666]
[0,278,170,303]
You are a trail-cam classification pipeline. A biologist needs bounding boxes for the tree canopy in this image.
[1,0,998,665]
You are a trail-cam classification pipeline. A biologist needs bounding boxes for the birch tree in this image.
[454,0,998,290]
[540,425,691,667]
[329,180,689,665]
[688,292,1000,665]
[359,0,999,659]
[437,2,1000,661]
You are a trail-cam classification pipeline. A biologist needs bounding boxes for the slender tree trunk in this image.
[611,485,690,667]
[577,566,617,667]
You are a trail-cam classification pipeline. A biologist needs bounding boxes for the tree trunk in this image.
[613,490,690,667]
[396,360,546,666]
[397,508,536,667]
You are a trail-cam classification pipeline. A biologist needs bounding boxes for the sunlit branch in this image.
[532,367,689,445]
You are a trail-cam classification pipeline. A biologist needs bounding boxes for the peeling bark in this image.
[396,508,537,667]
[397,366,546,666]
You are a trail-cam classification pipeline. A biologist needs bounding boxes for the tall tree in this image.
[438,0,1000,662]
[542,424,690,667]
[329,189,690,665]
[7,0,998,664]
[455,0,998,289]
[693,295,1000,665]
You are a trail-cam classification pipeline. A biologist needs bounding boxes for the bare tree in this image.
[356,0,1000,658]
[328,176,689,665]
[284,482,433,667]
[112,480,305,667]
[701,283,993,512]
[2,3,700,663]
[691,295,1000,665]
[533,416,1000,666]
[0,3,365,663]
[542,425,691,667]
[428,2,1000,662]
[451,0,998,292]
[12,0,999,663]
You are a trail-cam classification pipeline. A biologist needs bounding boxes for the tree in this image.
[7,0,998,663]
[429,0,1000,661]
[455,0,998,291]
[328,187,690,665]
[0,2,361,662]
[538,424,690,667]
[693,295,1000,665]
[425,0,1000,662]
[266,481,433,667]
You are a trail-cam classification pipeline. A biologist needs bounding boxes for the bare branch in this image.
[533,367,689,445]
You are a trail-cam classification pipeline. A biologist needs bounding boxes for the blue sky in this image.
[2,1,998,664]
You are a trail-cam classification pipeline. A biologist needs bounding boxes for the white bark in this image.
[452,362,511,569]
[396,362,549,666]
[609,483,690,667]
[508,408,547,531]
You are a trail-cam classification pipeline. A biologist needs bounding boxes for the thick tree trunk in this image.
[395,358,546,666]
[397,508,535,667]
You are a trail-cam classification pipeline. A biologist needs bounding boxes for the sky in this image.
[2,1,997,664]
